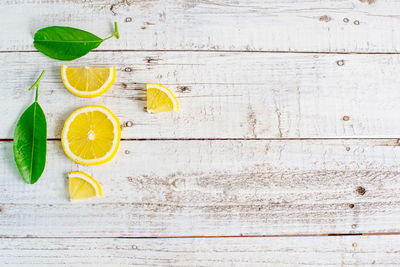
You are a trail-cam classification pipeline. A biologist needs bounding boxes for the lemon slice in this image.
[146,83,179,113]
[68,171,102,201]
[61,65,116,98]
[61,106,121,165]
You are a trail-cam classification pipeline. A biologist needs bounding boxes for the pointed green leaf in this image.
[13,71,47,184]
[13,103,47,184]
[33,22,120,61]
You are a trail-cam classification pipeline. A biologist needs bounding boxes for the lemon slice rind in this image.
[68,171,102,201]
[146,83,179,113]
[61,106,121,165]
[61,65,116,98]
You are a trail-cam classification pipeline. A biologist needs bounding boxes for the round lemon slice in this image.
[68,171,102,201]
[61,106,121,165]
[61,65,116,98]
[146,83,179,113]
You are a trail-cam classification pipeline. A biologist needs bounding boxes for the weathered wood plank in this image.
[2,52,400,139]
[1,235,399,266]
[2,0,400,53]
[1,139,400,237]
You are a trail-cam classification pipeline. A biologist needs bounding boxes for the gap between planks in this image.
[1,138,399,142]
[3,232,400,239]
[3,50,400,55]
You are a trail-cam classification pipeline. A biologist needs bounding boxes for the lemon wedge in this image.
[61,106,121,165]
[146,83,179,113]
[61,65,116,98]
[68,171,102,201]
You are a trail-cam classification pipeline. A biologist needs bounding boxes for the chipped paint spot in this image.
[319,15,332,22]
[110,4,117,16]
[145,56,160,64]
[182,0,199,10]
[159,12,166,22]
[247,106,257,137]
[177,86,191,93]
[356,186,366,196]
[359,0,375,4]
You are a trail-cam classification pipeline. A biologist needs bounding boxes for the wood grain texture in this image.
[3,52,400,139]
[2,0,400,53]
[1,139,400,237]
[3,1,400,264]
[1,235,399,266]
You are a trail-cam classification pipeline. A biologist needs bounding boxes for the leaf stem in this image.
[103,22,120,41]
[29,70,45,102]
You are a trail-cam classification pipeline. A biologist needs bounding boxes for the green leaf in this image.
[33,22,119,61]
[13,71,47,184]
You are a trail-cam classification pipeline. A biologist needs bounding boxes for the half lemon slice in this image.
[61,65,116,98]
[68,171,102,201]
[61,106,121,165]
[146,83,179,113]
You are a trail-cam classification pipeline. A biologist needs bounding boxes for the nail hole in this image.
[352,242,357,247]
[124,67,132,72]
[132,245,138,249]
[352,224,357,229]
[124,150,130,155]
[349,204,355,208]
[342,115,350,121]
[125,121,133,127]
[121,82,127,88]
[343,18,349,23]
[354,20,360,25]
[336,60,345,66]
[125,17,132,22]
[346,147,351,151]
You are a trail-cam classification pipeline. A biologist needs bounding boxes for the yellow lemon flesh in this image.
[61,65,116,98]
[146,83,179,113]
[68,171,102,201]
[61,106,121,165]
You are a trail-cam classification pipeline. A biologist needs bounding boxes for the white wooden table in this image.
[1,0,400,266]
